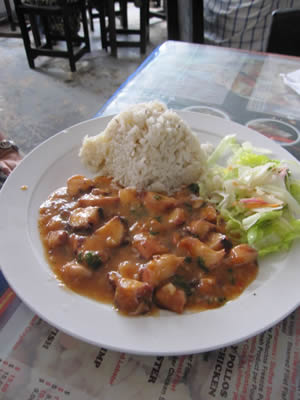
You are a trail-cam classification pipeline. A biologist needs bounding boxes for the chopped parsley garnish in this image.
[172,275,193,296]
[149,230,159,236]
[183,202,193,212]
[188,183,200,195]
[197,257,209,273]
[154,216,162,222]
[98,208,104,218]
[130,205,148,218]
[227,268,236,284]
[84,251,102,270]
[76,252,83,263]
[154,194,162,201]
[184,256,192,264]
[218,297,226,303]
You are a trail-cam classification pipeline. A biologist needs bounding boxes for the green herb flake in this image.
[197,257,209,273]
[76,252,83,263]
[184,256,192,264]
[154,216,162,223]
[154,195,162,201]
[149,230,159,236]
[184,202,193,212]
[98,208,104,218]
[188,183,200,195]
[84,251,102,270]
[130,205,148,218]
[227,268,236,284]
[172,275,193,296]
[218,297,226,303]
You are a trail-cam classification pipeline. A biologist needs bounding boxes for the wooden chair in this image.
[14,0,91,71]
[87,0,128,32]
[266,8,300,57]
[97,0,150,57]
[0,0,23,38]
[149,0,165,21]
[86,0,128,52]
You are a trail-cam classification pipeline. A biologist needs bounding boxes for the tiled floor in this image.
[0,4,167,154]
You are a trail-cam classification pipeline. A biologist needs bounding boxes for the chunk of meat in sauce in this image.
[133,233,168,259]
[69,233,85,254]
[186,219,215,240]
[78,194,120,208]
[68,206,102,231]
[67,175,93,197]
[227,244,258,267]
[108,271,153,315]
[61,261,93,284]
[46,215,65,231]
[167,208,187,227]
[206,232,232,251]
[119,188,139,208]
[47,230,68,249]
[198,276,217,295]
[82,216,127,251]
[143,192,177,213]
[140,254,184,286]
[199,204,217,222]
[118,260,140,280]
[155,283,187,314]
[178,237,225,269]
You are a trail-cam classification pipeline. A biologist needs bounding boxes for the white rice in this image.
[79,101,207,193]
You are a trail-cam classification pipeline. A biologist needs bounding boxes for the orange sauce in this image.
[39,175,258,315]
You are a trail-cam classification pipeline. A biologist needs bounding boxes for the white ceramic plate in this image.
[1,112,300,356]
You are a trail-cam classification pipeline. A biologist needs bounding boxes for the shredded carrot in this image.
[239,197,281,209]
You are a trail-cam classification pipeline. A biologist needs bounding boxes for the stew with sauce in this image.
[39,175,258,315]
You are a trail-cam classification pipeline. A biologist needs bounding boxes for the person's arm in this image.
[0,132,22,189]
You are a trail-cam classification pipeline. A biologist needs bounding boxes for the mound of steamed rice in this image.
[79,101,206,193]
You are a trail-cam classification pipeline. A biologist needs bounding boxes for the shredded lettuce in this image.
[247,213,300,256]
[200,134,300,257]
[289,180,300,203]
[207,135,239,166]
[233,150,279,167]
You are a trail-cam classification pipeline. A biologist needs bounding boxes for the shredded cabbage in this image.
[200,135,300,257]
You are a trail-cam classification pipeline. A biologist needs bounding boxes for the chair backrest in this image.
[266,8,300,57]
[13,0,90,71]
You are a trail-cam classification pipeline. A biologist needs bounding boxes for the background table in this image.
[98,40,300,160]
[1,40,300,400]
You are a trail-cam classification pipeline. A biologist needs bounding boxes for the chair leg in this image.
[119,0,128,29]
[88,5,94,31]
[80,3,91,52]
[97,1,108,50]
[106,0,117,57]
[29,15,41,48]
[41,15,53,49]
[4,0,19,31]
[15,9,35,68]
[63,14,76,72]
[140,0,149,54]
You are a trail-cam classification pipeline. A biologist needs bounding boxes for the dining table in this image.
[1,40,300,399]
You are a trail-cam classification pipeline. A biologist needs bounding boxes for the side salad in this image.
[199,135,300,257]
